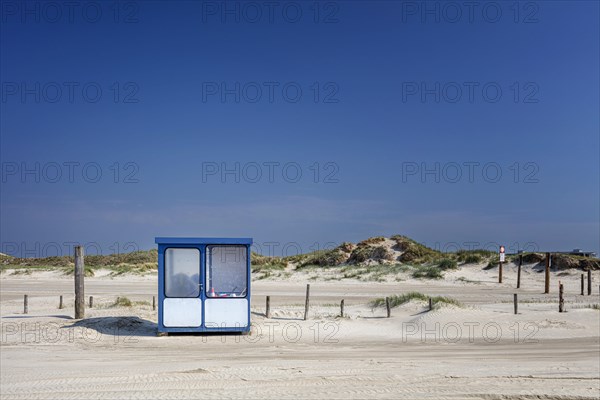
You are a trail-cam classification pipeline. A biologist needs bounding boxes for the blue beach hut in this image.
[155,237,252,334]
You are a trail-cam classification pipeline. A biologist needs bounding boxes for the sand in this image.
[1,263,599,399]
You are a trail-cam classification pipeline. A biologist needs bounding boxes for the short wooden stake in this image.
[498,261,503,283]
[385,297,391,318]
[588,270,592,295]
[517,255,522,289]
[152,295,156,311]
[23,295,28,314]
[89,296,93,308]
[581,274,585,295]
[428,298,433,311]
[544,253,550,294]
[303,284,310,321]
[74,245,85,319]
[266,296,271,318]
[559,282,564,312]
[513,293,518,314]
[340,299,344,318]
[59,295,63,309]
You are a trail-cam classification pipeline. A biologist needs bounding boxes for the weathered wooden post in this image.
[303,284,310,321]
[266,296,271,318]
[588,270,592,295]
[513,294,518,314]
[74,245,85,319]
[385,297,391,318]
[59,295,63,309]
[498,260,503,283]
[89,296,93,308]
[559,282,564,312]
[152,295,156,311]
[544,252,550,294]
[517,255,522,289]
[23,295,28,314]
[581,274,585,295]
[340,299,344,318]
[428,298,433,311]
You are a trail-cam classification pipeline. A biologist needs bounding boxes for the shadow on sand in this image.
[65,316,158,337]
[65,316,252,337]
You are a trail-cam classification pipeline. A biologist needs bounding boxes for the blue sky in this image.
[1,1,598,257]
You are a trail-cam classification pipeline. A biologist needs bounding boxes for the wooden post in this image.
[74,245,85,319]
[266,296,271,318]
[303,284,310,321]
[513,293,518,314]
[340,299,344,318]
[152,295,156,311]
[428,298,433,311]
[23,295,28,314]
[59,295,63,309]
[559,282,564,312]
[498,260,503,283]
[544,252,550,294]
[587,270,592,295]
[517,255,522,289]
[581,274,585,295]
[385,297,391,318]
[89,296,93,308]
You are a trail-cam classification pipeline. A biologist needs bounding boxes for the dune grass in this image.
[1,250,159,276]
[391,235,442,264]
[112,296,133,307]
[483,261,497,270]
[370,292,462,308]
[109,263,157,276]
[411,265,444,279]
[251,252,288,280]
[61,264,96,277]
[287,244,352,269]
[455,249,495,263]
[108,296,150,308]
[437,258,458,270]
[463,254,482,263]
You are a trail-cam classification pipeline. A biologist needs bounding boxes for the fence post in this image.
[89,296,93,308]
[513,293,518,314]
[588,270,592,295]
[517,255,522,289]
[340,299,344,318]
[59,295,63,309]
[559,282,564,312]
[499,260,503,283]
[74,245,85,319]
[544,253,550,294]
[428,298,433,311]
[385,297,391,318]
[303,284,310,321]
[24,295,28,314]
[152,295,156,311]
[266,296,271,318]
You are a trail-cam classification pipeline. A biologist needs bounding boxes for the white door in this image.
[163,248,202,327]
[204,245,249,328]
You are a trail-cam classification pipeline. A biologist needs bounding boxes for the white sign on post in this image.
[499,245,505,262]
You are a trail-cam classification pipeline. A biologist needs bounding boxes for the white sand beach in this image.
[1,260,599,399]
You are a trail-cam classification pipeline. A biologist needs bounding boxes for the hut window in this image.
[206,245,247,298]
[165,248,200,298]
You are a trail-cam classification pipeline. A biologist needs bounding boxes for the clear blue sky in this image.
[1,1,598,257]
